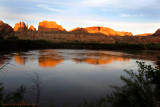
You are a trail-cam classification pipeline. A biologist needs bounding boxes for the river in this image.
[0,49,159,107]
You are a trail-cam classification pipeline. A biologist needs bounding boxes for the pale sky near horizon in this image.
[0,0,160,35]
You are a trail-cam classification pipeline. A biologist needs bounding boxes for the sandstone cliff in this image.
[29,25,36,31]
[70,26,133,36]
[38,21,66,31]
[14,22,28,31]
[0,20,13,35]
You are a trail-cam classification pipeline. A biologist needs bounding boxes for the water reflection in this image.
[14,54,27,65]
[39,57,63,68]
[0,54,12,66]
[13,50,131,67]
[0,49,160,107]
[0,50,160,68]
[73,56,130,65]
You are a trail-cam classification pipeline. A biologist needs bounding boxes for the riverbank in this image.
[13,31,160,44]
[1,36,160,52]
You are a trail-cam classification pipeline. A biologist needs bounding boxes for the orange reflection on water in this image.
[14,55,26,65]
[38,57,63,68]
[73,56,130,65]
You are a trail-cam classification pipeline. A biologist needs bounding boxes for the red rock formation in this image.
[69,27,88,33]
[38,21,66,31]
[14,22,28,31]
[70,26,133,36]
[121,32,133,36]
[0,20,13,35]
[85,27,117,36]
[29,25,36,31]
[153,29,160,36]
[135,33,153,36]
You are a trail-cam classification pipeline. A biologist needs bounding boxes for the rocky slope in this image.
[38,21,66,31]
[13,31,160,44]
[153,29,160,36]
[0,20,13,35]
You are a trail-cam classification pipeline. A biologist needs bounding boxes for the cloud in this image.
[1,0,160,35]
[0,11,159,35]
[26,0,160,9]
[120,14,144,17]
[37,4,65,13]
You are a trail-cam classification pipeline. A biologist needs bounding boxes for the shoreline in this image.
[1,36,160,53]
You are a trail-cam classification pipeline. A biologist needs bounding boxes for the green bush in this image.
[0,39,160,52]
[80,61,160,107]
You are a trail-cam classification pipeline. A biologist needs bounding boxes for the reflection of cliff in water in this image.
[1,50,160,68]
[127,51,160,66]
[72,52,130,65]
[13,50,64,68]
[38,57,63,68]
[38,50,63,68]
[14,54,27,65]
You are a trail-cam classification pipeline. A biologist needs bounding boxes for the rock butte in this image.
[38,21,66,31]
[70,26,133,36]
[29,25,36,31]
[1,20,160,39]
[14,22,28,31]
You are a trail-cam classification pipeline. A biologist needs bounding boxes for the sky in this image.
[0,0,160,35]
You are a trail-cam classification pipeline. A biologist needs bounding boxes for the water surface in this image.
[0,49,159,107]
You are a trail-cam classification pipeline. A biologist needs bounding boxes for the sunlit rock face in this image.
[14,22,28,31]
[135,33,153,36]
[116,31,133,36]
[153,29,160,36]
[38,21,66,31]
[29,25,36,31]
[70,26,133,36]
[85,27,116,36]
[0,20,13,34]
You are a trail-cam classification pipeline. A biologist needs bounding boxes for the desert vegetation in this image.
[0,36,160,52]
[80,61,160,107]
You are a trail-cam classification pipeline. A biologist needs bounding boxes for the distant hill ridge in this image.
[0,20,160,37]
